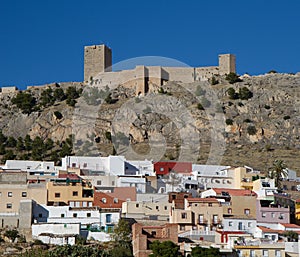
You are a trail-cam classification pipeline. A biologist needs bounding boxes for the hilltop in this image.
[1,72,300,173]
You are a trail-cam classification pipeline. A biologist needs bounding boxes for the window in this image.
[171,194,176,200]
[160,167,164,171]
[102,198,106,203]
[8,192,12,197]
[164,206,168,210]
[228,208,232,214]
[263,250,268,257]
[151,231,156,237]
[73,213,77,218]
[113,198,118,203]
[38,213,42,218]
[262,212,266,218]
[73,191,78,196]
[97,180,102,185]
[106,214,112,223]
[136,203,139,208]
[46,166,50,170]
[61,213,65,218]
[22,192,27,197]
[279,213,284,219]
[156,206,159,210]
[181,213,187,219]
[112,181,115,186]
[55,193,60,198]
[244,209,250,215]
[208,203,212,207]
[229,221,233,227]
[87,213,91,217]
[250,250,255,257]
[72,163,76,168]
[275,250,281,257]
[6,203,12,209]
[180,225,185,231]
[83,163,87,168]
[248,222,252,227]
[271,212,275,218]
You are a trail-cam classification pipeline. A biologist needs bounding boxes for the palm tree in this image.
[268,159,288,189]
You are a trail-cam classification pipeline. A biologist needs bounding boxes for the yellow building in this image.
[47,173,93,207]
[170,198,223,232]
[234,243,285,257]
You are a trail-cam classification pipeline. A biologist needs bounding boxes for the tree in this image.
[227,87,238,100]
[110,219,133,257]
[269,159,288,189]
[225,72,242,84]
[11,91,37,114]
[191,246,221,257]
[149,240,181,257]
[239,87,253,100]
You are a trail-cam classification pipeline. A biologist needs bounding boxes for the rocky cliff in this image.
[1,73,300,173]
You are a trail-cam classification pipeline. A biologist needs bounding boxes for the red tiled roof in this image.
[93,191,124,209]
[58,173,81,180]
[186,197,219,203]
[213,188,257,197]
[108,187,137,201]
[258,226,283,234]
[280,223,300,229]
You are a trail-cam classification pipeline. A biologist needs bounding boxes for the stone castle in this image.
[84,44,236,95]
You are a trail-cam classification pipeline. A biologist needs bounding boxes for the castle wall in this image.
[195,66,219,81]
[162,67,195,83]
[84,44,236,96]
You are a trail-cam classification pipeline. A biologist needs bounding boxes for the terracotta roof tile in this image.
[213,188,257,197]
[93,191,124,209]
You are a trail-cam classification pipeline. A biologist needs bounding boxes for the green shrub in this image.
[268,70,277,74]
[227,87,238,100]
[225,72,242,84]
[283,115,291,120]
[247,125,257,135]
[239,87,253,100]
[225,118,233,125]
[197,103,204,110]
[210,76,219,85]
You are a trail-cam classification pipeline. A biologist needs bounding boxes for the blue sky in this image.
[1,0,300,89]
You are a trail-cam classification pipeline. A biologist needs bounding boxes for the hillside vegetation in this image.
[1,73,300,173]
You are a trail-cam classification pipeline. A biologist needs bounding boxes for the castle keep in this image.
[85,44,236,96]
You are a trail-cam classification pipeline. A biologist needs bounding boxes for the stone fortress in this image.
[84,44,236,96]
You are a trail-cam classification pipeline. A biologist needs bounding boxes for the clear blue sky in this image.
[1,0,300,89]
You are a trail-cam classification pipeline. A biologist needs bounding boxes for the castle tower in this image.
[84,44,112,82]
[218,54,236,75]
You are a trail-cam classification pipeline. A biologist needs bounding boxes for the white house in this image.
[223,216,257,234]
[32,223,80,245]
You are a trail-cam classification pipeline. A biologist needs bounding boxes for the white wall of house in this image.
[125,160,154,176]
[223,218,256,234]
[253,227,279,242]
[117,176,146,193]
[87,231,111,242]
[32,223,80,245]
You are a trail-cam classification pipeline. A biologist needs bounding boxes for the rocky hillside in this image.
[1,72,300,173]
